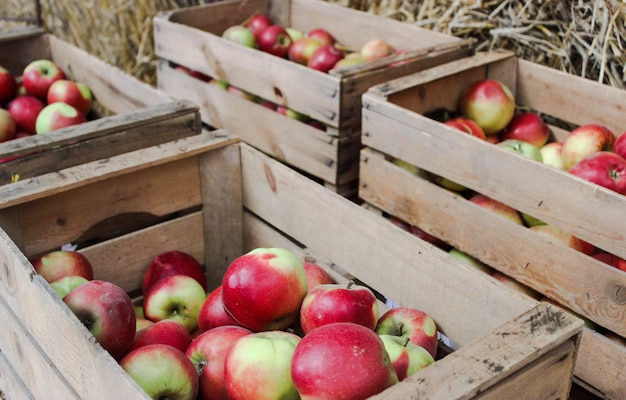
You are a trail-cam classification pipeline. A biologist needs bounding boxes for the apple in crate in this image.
[299,281,379,334]
[458,79,516,135]
[592,252,626,273]
[375,306,439,359]
[360,39,395,62]
[221,247,308,332]
[21,59,67,100]
[224,330,301,400]
[306,28,335,46]
[288,37,323,65]
[569,151,626,195]
[186,325,252,400]
[291,322,399,399]
[8,95,45,134]
[501,112,550,148]
[47,79,93,116]
[0,109,16,143]
[49,275,89,299]
[561,124,615,170]
[333,52,366,69]
[540,141,565,170]
[142,250,207,295]
[469,194,525,225]
[64,280,136,359]
[444,117,487,140]
[120,343,199,400]
[448,248,492,274]
[35,102,87,134]
[613,132,626,159]
[197,285,245,333]
[222,25,256,48]
[143,274,206,332]
[308,44,345,73]
[136,318,154,332]
[379,334,435,381]
[303,261,335,292]
[244,13,273,39]
[286,27,304,42]
[498,139,543,162]
[0,65,17,105]
[129,319,192,353]
[257,25,293,58]
[31,250,94,283]
[529,224,585,252]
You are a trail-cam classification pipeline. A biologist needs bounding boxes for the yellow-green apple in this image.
[303,261,335,292]
[444,117,487,140]
[291,322,399,399]
[142,250,206,295]
[129,319,192,353]
[143,274,207,332]
[540,141,565,170]
[288,37,323,65]
[221,248,307,332]
[257,25,292,58]
[448,248,492,274]
[469,194,524,225]
[458,79,516,135]
[308,44,345,73]
[136,318,154,332]
[21,59,67,100]
[222,25,256,48]
[49,275,89,299]
[197,285,245,333]
[47,79,93,116]
[186,325,253,400]
[360,39,395,62]
[299,281,379,335]
[120,343,199,400]
[64,280,136,359]
[561,124,615,170]
[286,27,304,42]
[498,139,543,162]
[491,271,541,300]
[333,52,366,69]
[391,158,429,178]
[379,334,435,381]
[31,250,94,283]
[306,28,335,46]
[35,102,87,134]
[0,65,17,105]
[500,112,550,148]
[592,252,626,273]
[224,330,301,400]
[7,95,45,134]
[568,151,626,195]
[529,224,585,252]
[0,108,16,142]
[375,306,439,359]
[613,132,626,159]
[243,13,273,39]
[521,212,546,227]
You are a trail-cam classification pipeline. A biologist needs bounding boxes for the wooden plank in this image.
[0,350,36,400]
[0,28,50,74]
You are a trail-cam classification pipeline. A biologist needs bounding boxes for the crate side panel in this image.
[165,0,271,34]
[0,29,50,74]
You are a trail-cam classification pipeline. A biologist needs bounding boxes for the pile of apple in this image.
[31,246,440,400]
[0,60,93,148]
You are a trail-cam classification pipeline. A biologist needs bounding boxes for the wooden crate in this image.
[0,27,201,183]
[153,0,473,193]
[0,129,582,399]
[360,50,626,399]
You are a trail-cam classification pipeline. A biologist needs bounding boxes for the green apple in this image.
[448,248,492,274]
[222,25,256,48]
[498,139,543,162]
[49,275,89,299]
[379,334,435,381]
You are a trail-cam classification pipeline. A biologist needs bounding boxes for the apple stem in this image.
[67,63,76,82]
[403,337,410,347]
[346,280,355,289]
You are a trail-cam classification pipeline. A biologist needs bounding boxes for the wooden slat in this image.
[0,27,50,74]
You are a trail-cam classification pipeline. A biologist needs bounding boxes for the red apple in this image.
[256,98,278,111]
[613,132,626,159]
[360,39,395,63]
[142,250,206,295]
[0,65,17,105]
[129,319,192,353]
[47,79,93,116]
[222,25,257,48]
[307,44,345,73]
[540,141,565,170]
[21,59,67,100]
[197,285,245,333]
[288,37,323,65]
[188,69,211,82]
[64,280,136,359]
[49,275,89,299]
[299,281,379,335]
[186,325,253,400]
[257,25,293,58]
[303,262,335,292]
[375,306,439,359]
[244,13,273,39]
[408,224,450,250]
[469,194,524,225]
[291,322,399,399]
[31,250,94,283]
[501,112,550,148]
[592,252,626,273]
[529,224,585,252]
[458,79,516,135]
[35,102,87,134]
[568,151,626,195]
[7,95,45,134]
[0,108,16,143]
[120,343,199,400]
[306,28,335,47]
[444,117,487,140]
[224,330,301,400]
[143,274,207,332]
[221,248,308,332]
[561,124,615,170]
[379,334,435,381]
